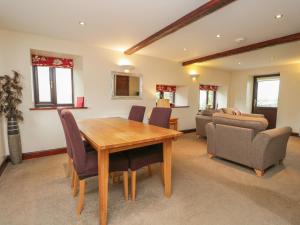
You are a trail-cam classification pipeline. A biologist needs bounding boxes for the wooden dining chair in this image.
[61,110,130,215]
[127,107,172,200]
[57,108,93,193]
[128,105,146,122]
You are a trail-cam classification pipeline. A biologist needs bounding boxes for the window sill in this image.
[172,106,190,108]
[29,106,88,111]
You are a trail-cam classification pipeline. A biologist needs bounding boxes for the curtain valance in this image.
[199,84,218,91]
[156,84,176,92]
[31,55,73,68]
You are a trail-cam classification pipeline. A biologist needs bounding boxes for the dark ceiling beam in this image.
[182,32,300,66]
[124,0,236,55]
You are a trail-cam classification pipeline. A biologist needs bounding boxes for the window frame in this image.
[33,66,74,108]
[199,90,216,111]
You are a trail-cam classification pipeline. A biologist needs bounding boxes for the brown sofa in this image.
[206,113,292,176]
[196,108,264,137]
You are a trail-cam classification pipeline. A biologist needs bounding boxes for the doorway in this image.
[252,74,280,129]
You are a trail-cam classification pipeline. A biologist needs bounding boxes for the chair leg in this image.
[208,153,214,159]
[161,163,164,185]
[123,171,129,201]
[131,171,137,201]
[73,172,79,197]
[71,168,75,188]
[147,165,152,177]
[77,179,86,215]
[254,169,264,177]
[67,156,72,177]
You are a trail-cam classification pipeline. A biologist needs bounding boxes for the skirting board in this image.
[181,128,196,133]
[0,147,67,177]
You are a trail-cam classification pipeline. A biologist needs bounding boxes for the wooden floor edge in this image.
[0,156,9,177]
[22,147,67,160]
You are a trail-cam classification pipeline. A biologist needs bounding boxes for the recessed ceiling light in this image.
[216,34,221,38]
[79,21,86,26]
[275,14,283,19]
[238,62,241,65]
[235,37,245,43]
[183,48,187,51]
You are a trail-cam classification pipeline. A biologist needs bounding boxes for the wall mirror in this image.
[111,71,142,99]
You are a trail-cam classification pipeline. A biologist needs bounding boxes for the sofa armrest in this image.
[241,113,264,118]
[206,122,216,154]
[251,127,292,170]
[196,115,212,136]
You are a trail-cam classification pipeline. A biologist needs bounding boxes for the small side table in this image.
[169,118,178,131]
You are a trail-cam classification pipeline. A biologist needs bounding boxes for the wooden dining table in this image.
[78,117,182,225]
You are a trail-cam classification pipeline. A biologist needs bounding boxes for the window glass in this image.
[163,92,174,104]
[207,91,215,109]
[199,90,207,110]
[37,66,51,102]
[257,78,280,107]
[55,68,73,104]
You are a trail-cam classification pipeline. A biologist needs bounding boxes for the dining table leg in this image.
[98,149,109,225]
[163,139,172,197]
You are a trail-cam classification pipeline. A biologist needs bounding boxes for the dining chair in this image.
[128,105,146,122]
[61,110,130,215]
[127,107,172,200]
[57,108,92,192]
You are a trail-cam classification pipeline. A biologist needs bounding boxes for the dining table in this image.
[78,117,182,225]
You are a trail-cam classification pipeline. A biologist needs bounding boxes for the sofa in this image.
[196,108,264,137]
[206,113,292,176]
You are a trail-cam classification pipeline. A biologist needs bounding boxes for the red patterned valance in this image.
[199,84,218,91]
[156,84,176,92]
[31,55,73,68]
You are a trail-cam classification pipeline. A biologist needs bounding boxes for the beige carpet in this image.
[0,133,300,225]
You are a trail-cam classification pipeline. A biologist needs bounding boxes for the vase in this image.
[7,117,22,164]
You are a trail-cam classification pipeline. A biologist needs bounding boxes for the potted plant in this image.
[0,71,23,164]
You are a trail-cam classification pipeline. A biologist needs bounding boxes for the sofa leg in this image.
[254,169,264,177]
[207,153,214,159]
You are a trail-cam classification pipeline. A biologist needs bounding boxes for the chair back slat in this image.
[61,110,87,173]
[57,108,73,158]
[149,107,172,128]
[128,105,146,122]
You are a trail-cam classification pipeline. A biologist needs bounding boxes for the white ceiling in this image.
[0,0,206,51]
[0,0,300,71]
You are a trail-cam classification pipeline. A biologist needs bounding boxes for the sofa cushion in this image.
[212,113,268,132]
[198,109,219,116]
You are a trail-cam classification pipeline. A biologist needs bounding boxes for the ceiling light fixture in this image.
[235,37,245,43]
[216,34,221,38]
[275,14,283,19]
[79,21,86,26]
[183,48,187,51]
[238,62,241,65]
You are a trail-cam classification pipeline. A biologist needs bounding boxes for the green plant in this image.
[0,71,23,121]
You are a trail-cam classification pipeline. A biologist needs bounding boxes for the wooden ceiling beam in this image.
[182,32,300,66]
[124,0,236,55]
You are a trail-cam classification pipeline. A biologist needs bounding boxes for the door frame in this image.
[251,73,280,112]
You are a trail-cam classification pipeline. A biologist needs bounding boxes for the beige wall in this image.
[229,64,300,132]
[0,29,232,154]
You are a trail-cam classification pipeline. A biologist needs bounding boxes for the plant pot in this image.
[7,118,22,164]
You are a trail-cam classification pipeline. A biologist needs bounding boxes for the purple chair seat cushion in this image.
[127,144,163,171]
[77,150,129,180]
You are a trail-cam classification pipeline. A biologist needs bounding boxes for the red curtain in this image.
[156,84,176,92]
[199,84,218,91]
[31,55,73,68]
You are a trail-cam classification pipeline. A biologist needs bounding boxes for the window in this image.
[199,90,216,110]
[199,84,218,110]
[256,77,280,107]
[155,84,176,106]
[33,66,74,107]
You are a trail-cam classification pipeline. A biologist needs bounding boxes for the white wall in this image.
[0,41,6,164]
[0,29,232,154]
[229,64,300,132]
